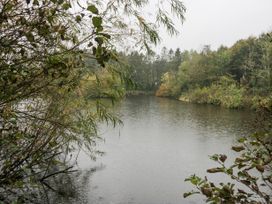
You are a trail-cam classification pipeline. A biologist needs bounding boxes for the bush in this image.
[185,130,272,203]
[179,76,245,108]
[156,72,180,97]
[184,103,272,204]
[81,67,125,99]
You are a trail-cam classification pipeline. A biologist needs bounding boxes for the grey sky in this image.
[157,0,272,52]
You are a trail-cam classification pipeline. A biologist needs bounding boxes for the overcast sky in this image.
[156,0,272,52]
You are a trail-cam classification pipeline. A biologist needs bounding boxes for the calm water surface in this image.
[76,96,255,204]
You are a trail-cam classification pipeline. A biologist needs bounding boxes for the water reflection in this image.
[75,96,255,204]
[47,165,106,204]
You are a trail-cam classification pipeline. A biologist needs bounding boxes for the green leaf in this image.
[76,15,82,23]
[10,118,17,124]
[183,191,200,198]
[232,145,245,152]
[62,3,71,10]
[238,137,246,143]
[237,171,247,178]
[250,141,260,146]
[209,154,219,161]
[92,17,102,28]
[207,167,224,173]
[256,165,264,172]
[87,42,93,47]
[33,0,39,6]
[226,168,233,175]
[185,175,202,185]
[95,37,103,45]
[96,26,104,32]
[25,33,34,42]
[100,33,111,39]
[87,5,99,14]
[241,180,251,186]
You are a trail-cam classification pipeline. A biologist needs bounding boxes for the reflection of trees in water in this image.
[120,96,154,119]
[155,96,255,136]
[118,96,255,139]
[45,165,105,204]
[188,105,254,135]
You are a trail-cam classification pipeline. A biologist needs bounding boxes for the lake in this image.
[74,96,255,204]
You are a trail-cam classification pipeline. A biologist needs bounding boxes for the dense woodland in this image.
[122,32,272,108]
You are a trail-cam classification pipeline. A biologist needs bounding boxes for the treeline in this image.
[123,32,272,108]
[119,47,182,91]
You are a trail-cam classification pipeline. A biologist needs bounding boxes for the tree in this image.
[167,48,182,72]
[155,32,271,108]
[124,51,152,90]
[0,0,186,202]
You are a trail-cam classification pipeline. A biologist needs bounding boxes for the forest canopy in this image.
[122,33,272,109]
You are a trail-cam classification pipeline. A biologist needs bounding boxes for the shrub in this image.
[179,76,245,108]
[184,103,272,204]
[156,72,180,97]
